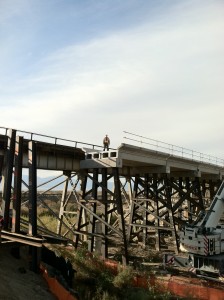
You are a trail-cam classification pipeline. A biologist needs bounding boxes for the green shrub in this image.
[113,265,134,288]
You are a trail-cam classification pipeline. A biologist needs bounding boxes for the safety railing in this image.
[0,126,106,151]
[123,131,224,167]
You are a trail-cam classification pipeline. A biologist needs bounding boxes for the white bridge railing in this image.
[123,131,224,167]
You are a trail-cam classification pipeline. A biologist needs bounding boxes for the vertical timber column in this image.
[101,168,108,259]
[153,174,161,251]
[28,141,37,236]
[113,167,128,265]
[28,141,38,272]
[195,177,204,213]
[165,176,179,253]
[178,177,183,229]
[142,173,149,247]
[88,169,98,252]
[57,172,70,235]
[186,177,192,222]
[2,129,16,230]
[128,174,139,240]
[74,173,87,248]
[201,180,207,207]
[12,136,23,233]
[127,176,133,205]
[126,175,133,241]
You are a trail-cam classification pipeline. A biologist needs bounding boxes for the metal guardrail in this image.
[0,126,106,151]
[123,131,224,167]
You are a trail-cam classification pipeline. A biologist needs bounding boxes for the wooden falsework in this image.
[56,170,221,261]
[70,168,129,265]
[126,174,219,253]
[0,128,223,267]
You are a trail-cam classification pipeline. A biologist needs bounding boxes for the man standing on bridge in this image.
[103,134,110,151]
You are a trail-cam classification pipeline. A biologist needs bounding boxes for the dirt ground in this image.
[0,243,56,300]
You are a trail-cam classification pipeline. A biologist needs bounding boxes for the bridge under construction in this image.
[0,127,224,269]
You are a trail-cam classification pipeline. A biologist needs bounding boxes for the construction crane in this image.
[164,181,224,279]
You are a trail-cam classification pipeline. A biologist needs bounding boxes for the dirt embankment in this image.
[0,244,56,300]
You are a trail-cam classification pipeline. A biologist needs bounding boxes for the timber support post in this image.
[2,129,16,230]
[28,140,38,273]
[12,135,23,233]
[113,167,129,265]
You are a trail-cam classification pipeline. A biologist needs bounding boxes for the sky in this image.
[1,0,224,159]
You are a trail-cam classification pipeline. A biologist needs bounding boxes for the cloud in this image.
[1,0,224,158]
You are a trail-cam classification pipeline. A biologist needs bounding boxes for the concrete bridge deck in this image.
[81,144,224,180]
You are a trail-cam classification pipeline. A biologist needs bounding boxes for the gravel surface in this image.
[0,244,56,300]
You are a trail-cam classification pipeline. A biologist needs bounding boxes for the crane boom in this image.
[201,181,224,229]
